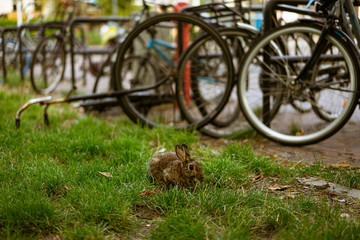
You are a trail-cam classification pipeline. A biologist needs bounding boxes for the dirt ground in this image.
[198,109,360,167]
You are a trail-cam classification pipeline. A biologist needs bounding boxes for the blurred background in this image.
[0,0,267,20]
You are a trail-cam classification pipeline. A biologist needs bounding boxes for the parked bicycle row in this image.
[11,0,267,130]
[14,0,359,147]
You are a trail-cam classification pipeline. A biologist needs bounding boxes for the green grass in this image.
[86,26,102,45]
[1,83,360,239]
[0,18,17,27]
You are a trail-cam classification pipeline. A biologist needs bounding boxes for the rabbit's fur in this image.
[148,144,204,187]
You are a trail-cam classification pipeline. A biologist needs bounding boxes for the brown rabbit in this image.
[148,144,204,187]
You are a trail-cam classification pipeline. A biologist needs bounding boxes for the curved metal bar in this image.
[16,96,55,128]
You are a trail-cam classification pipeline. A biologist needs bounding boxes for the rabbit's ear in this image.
[176,161,182,173]
[182,144,191,158]
[176,145,186,162]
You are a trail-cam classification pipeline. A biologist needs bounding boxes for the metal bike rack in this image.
[15,72,174,128]
[69,16,131,91]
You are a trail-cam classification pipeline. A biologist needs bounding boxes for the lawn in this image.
[1,80,360,239]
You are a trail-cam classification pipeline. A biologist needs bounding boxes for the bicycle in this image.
[237,0,360,145]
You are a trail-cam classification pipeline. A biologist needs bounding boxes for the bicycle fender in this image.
[298,17,325,26]
[236,22,259,35]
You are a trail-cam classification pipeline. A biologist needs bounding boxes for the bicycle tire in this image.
[114,13,234,130]
[177,27,257,138]
[30,34,66,94]
[237,22,359,145]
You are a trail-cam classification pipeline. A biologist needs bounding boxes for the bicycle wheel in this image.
[114,13,234,129]
[237,22,359,145]
[120,55,160,115]
[30,34,66,94]
[286,32,315,113]
[177,27,257,138]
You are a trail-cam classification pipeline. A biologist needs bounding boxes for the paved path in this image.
[255,110,360,166]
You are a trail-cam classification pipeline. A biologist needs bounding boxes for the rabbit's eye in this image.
[189,164,194,170]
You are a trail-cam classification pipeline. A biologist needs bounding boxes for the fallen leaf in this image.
[295,129,305,136]
[97,171,113,178]
[140,189,159,196]
[286,191,298,199]
[252,173,264,182]
[268,184,291,191]
[328,162,358,170]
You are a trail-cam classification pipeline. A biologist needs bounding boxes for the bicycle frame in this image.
[337,0,360,46]
[147,38,176,66]
[294,0,360,85]
[259,0,360,125]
